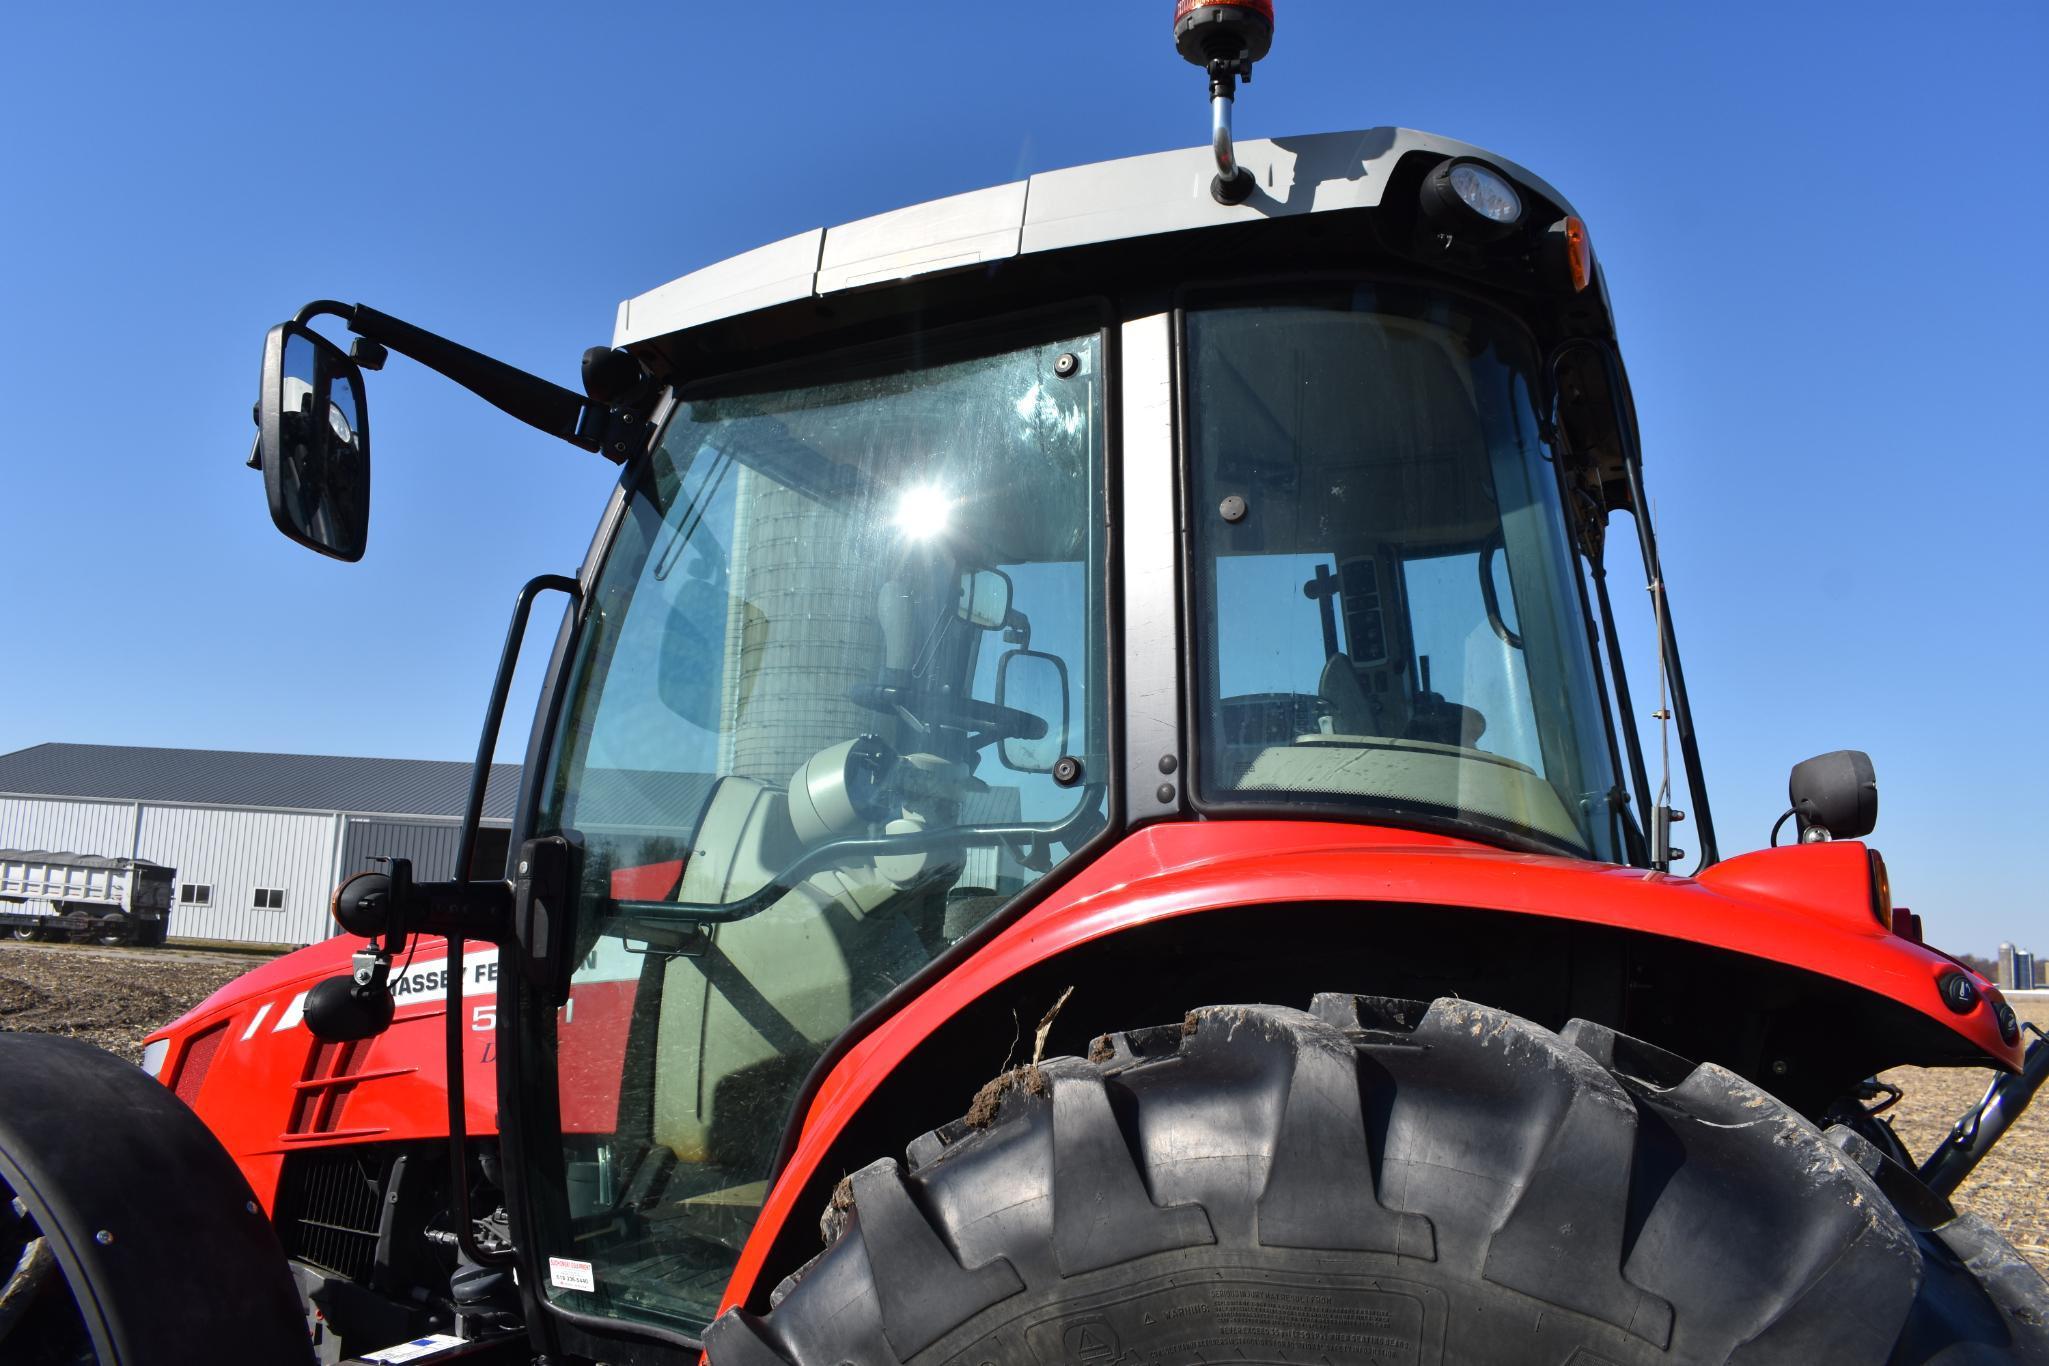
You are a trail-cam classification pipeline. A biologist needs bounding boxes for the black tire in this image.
[710,996,2049,1366]
[93,915,132,948]
[7,924,39,942]
[0,1034,311,1364]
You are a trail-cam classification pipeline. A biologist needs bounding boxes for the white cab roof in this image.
[614,127,1575,347]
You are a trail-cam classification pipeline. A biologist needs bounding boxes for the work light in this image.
[1420,157,1523,240]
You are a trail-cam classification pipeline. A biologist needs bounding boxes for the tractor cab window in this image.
[527,325,1106,1335]
[1188,288,1625,859]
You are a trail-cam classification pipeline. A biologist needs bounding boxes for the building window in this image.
[253,887,285,911]
[179,883,213,906]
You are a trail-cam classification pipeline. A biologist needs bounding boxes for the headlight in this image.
[1420,157,1523,240]
[139,1037,170,1079]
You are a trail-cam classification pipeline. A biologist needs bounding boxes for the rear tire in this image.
[710,996,2049,1366]
[8,924,39,942]
[93,914,132,947]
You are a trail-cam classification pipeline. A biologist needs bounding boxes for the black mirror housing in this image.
[258,321,371,561]
[996,649,1070,773]
[957,569,1014,630]
[1789,749,1878,841]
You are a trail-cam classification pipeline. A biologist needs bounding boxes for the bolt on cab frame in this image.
[211,115,2047,1363]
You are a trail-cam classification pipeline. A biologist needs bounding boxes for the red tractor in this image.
[5,7,2045,1363]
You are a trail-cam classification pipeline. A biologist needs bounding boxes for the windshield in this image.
[1187,287,1625,859]
[529,326,1106,1334]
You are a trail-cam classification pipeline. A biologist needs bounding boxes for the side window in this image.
[251,887,285,911]
[179,883,213,906]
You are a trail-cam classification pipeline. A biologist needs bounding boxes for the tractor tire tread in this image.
[706,996,2049,1366]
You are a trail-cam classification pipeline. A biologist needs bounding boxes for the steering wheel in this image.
[848,682,1046,744]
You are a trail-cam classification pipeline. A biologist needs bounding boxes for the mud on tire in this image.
[709,997,2049,1366]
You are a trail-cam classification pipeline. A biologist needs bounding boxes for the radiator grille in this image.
[288,1037,368,1134]
[275,1148,386,1281]
[170,1021,228,1105]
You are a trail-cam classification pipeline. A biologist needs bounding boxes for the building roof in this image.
[0,744,519,821]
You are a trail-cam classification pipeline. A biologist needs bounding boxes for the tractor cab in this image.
[237,118,1692,1343]
[505,223,1664,1331]
[22,8,2022,1364]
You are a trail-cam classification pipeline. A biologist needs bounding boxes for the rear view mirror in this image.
[957,569,1013,630]
[996,649,1069,773]
[258,321,370,561]
[1789,749,1878,840]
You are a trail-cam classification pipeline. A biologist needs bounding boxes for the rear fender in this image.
[723,820,2015,1314]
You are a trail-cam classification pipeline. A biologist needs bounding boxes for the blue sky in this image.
[1,3,2043,951]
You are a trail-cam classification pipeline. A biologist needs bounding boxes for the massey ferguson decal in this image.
[222,939,643,1135]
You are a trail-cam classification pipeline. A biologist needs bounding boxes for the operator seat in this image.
[1318,653,1381,736]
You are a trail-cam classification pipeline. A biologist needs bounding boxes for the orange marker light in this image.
[1565,215,1593,292]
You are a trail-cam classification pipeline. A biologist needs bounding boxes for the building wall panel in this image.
[136,806,335,946]
[0,797,137,859]
[340,819,465,882]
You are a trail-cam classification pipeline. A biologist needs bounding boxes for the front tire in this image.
[710,996,2049,1366]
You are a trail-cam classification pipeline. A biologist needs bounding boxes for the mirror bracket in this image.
[514,836,580,1003]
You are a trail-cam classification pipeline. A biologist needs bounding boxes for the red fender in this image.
[720,820,2014,1312]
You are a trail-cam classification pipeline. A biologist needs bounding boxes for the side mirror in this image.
[996,649,1069,773]
[1789,749,1878,841]
[957,569,1013,629]
[257,321,371,561]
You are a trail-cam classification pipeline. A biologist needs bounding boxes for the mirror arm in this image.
[295,300,615,456]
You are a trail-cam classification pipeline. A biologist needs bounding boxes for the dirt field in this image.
[1882,997,2049,1276]
[0,939,260,1061]
[2,940,2043,1278]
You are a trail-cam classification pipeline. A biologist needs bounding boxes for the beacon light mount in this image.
[1173,0,1275,206]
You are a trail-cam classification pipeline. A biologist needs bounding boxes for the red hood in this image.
[151,933,367,1041]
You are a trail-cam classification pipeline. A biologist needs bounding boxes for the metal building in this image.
[0,744,515,947]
